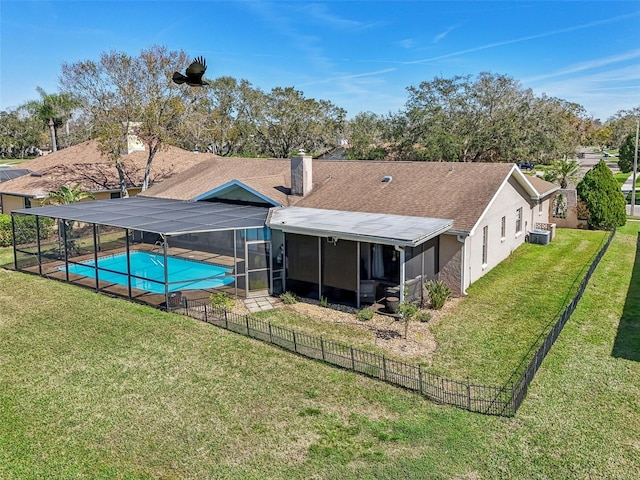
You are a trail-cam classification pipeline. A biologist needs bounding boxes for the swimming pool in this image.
[62,251,234,294]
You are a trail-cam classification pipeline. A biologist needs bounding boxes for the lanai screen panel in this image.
[13,197,270,236]
[322,240,357,291]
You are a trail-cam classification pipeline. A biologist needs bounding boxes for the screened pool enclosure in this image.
[11,198,281,309]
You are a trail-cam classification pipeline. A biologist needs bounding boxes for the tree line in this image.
[1,45,638,176]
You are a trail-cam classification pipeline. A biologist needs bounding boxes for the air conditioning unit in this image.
[529,229,550,245]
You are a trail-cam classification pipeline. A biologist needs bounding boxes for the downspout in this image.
[394,245,405,303]
[457,234,468,296]
[356,242,361,309]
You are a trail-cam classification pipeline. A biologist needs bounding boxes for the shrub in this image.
[577,159,626,229]
[320,296,328,308]
[398,300,418,319]
[209,291,235,310]
[425,280,451,310]
[416,310,432,322]
[0,215,11,247]
[0,214,55,247]
[280,291,298,304]
[356,307,374,321]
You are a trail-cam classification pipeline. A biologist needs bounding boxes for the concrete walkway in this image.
[243,296,282,313]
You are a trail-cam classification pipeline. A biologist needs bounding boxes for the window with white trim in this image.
[515,207,522,234]
[482,225,488,265]
[501,216,506,240]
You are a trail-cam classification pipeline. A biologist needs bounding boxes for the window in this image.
[501,216,506,239]
[538,201,543,215]
[515,207,522,234]
[482,226,488,265]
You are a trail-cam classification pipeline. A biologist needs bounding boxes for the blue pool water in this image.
[62,251,234,294]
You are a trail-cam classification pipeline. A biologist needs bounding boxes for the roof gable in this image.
[193,179,281,206]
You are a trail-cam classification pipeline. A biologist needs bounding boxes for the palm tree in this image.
[544,157,581,189]
[46,183,95,205]
[45,184,95,257]
[25,87,77,152]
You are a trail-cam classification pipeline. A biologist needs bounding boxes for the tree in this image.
[177,76,257,156]
[60,46,193,194]
[394,73,586,164]
[345,112,387,160]
[592,125,613,152]
[605,106,640,148]
[0,108,43,158]
[45,184,95,256]
[618,132,638,174]
[576,159,626,229]
[544,157,581,188]
[245,86,346,158]
[24,87,77,152]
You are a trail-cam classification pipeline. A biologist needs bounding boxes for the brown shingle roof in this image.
[297,161,516,232]
[143,158,551,232]
[140,157,292,205]
[527,174,559,196]
[0,139,213,197]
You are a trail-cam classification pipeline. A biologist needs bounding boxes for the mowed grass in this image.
[1,223,639,479]
[429,228,608,383]
[258,228,608,385]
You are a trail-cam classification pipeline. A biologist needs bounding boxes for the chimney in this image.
[291,149,313,196]
[121,121,145,154]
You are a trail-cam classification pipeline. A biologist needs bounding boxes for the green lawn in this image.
[1,223,639,479]
[258,228,608,385]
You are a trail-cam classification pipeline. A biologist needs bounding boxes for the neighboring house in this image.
[0,139,213,214]
[140,153,559,302]
[0,168,31,212]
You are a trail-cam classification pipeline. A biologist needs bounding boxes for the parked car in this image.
[517,161,535,171]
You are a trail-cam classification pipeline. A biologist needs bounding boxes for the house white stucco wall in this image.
[463,176,551,291]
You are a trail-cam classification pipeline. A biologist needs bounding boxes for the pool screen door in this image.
[246,240,270,297]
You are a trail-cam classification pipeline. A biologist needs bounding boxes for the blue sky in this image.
[1,1,639,121]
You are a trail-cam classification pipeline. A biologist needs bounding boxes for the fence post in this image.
[350,346,355,370]
[268,323,273,343]
[204,303,208,323]
[224,310,228,329]
[466,376,471,411]
[320,337,325,361]
[293,330,297,352]
[382,355,387,381]
[418,364,423,395]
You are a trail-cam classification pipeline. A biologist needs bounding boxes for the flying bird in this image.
[172,56,209,86]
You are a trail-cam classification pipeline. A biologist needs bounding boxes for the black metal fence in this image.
[507,228,615,412]
[172,229,615,416]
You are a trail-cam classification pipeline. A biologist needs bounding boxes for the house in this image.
[0,139,213,214]
[139,152,559,302]
[11,150,558,309]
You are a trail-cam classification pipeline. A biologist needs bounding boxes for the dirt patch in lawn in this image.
[230,295,463,363]
[267,299,462,364]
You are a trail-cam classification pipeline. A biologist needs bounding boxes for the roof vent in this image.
[382,175,392,183]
